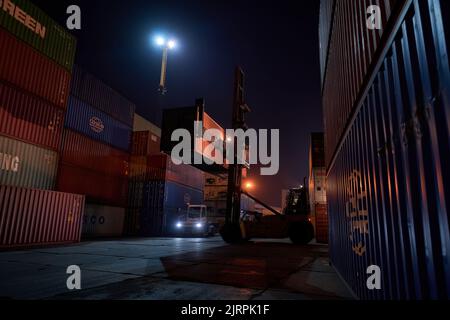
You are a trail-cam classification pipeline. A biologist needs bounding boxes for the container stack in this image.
[57,65,135,238]
[126,150,205,236]
[126,113,206,236]
[308,133,327,243]
[125,115,162,235]
[320,0,450,299]
[0,0,84,248]
[204,173,255,216]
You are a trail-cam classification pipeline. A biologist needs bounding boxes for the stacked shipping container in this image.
[320,0,450,299]
[308,133,328,243]
[0,0,84,247]
[204,172,255,217]
[161,100,228,173]
[126,150,205,236]
[125,115,162,235]
[57,65,135,237]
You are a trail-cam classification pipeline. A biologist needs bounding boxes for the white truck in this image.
[173,205,225,237]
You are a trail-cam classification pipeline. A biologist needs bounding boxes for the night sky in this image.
[33,0,323,207]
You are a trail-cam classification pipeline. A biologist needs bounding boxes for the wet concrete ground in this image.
[0,237,353,300]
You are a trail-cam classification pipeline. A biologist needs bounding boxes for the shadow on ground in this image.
[49,239,352,300]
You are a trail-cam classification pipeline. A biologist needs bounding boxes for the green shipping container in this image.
[0,0,76,71]
[0,134,58,189]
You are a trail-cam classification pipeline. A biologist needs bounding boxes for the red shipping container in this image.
[61,129,130,177]
[57,163,128,207]
[0,81,64,150]
[203,113,224,136]
[147,153,204,191]
[131,131,160,156]
[315,204,328,244]
[0,28,71,109]
[0,185,84,248]
[203,113,225,161]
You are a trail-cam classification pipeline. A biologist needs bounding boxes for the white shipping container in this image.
[310,167,327,204]
[82,204,125,237]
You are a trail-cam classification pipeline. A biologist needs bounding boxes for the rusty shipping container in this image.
[82,204,125,238]
[70,66,135,127]
[0,185,84,248]
[0,134,58,189]
[321,0,450,299]
[57,163,128,207]
[65,95,132,152]
[0,28,71,108]
[131,130,161,156]
[60,129,130,178]
[0,81,64,150]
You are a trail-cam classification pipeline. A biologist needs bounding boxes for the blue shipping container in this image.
[70,66,135,127]
[65,95,132,151]
[140,180,203,236]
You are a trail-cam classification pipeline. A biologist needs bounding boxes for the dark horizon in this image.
[33,0,323,206]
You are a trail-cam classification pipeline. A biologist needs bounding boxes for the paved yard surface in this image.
[0,237,353,300]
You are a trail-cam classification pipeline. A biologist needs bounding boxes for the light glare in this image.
[155,36,165,46]
[168,40,176,49]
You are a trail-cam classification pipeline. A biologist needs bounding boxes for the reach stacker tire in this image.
[288,221,314,245]
[220,223,244,244]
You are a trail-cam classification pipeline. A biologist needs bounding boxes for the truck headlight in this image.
[176,222,183,228]
[196,223,203,228]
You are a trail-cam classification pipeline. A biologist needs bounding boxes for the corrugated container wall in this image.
[147,153,205,191]
[140,180,204,236]
[133,113,161,136]
[131,131,161,156]
[321,0,450,299]
[61,129,130,178]
[0,135,57,189]
[65,95,132,152]
[0,81,64,150]
[0,0,77,71]
[0,185,84,248]
[82,204,125,237]
[0,28,71,108]
[57,163,128,207]
[126,153,205,235]
[319,0,335,85]
[321,0,400,166]
[70,66,135,127]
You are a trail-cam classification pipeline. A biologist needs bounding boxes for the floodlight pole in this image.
[159,47,168,95]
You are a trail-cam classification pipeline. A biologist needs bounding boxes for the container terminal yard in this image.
[0,0,450,307]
